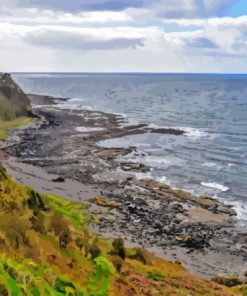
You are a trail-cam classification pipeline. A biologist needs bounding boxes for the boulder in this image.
[52,177,65,183]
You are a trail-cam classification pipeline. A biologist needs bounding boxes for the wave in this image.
[68,97,83,102]
[232,201,247,222]
[148,123,208,139]
[201,182,229,192]
[130,171,153,180]
[201,162,219,168]
[56,103,96,111]
[182,127,208,139]
[75,127,105,132]
[159,176,168,183]
[119,154,173,169]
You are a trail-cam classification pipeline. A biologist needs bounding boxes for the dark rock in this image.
[52,177,65,183]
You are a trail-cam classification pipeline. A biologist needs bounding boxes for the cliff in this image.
[0,73,32,120]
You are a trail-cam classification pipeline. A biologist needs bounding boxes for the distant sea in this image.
[13,73,247,221]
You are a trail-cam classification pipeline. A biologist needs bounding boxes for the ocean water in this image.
[13,73,247,220]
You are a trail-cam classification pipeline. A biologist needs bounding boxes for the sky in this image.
[0,0,247,72]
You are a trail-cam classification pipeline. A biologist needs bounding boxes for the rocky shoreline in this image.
[2,93,247,279]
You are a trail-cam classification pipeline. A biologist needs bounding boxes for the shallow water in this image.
[13,73,247,220]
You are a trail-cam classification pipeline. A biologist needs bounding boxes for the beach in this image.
[1,93,247,280]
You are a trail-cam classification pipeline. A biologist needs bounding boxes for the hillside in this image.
[0,163,244,295]
[0,73,32,121]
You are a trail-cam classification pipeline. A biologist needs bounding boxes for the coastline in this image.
[2,93,247,279]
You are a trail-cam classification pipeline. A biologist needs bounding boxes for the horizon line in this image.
[9,71,247,75]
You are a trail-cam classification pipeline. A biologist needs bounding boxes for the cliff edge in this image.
[0,73,32,120]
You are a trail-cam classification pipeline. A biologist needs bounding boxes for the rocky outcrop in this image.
[0,73,33,120]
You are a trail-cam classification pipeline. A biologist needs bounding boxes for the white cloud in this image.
[162,15,247,26]
[0,0,247,72]
[162,15,247,56]
[0,7,133,25]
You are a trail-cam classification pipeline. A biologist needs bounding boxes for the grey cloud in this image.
[8,0,143,12]
[23,30,144,50]
[152,0,236,19]
[1,0,236,18]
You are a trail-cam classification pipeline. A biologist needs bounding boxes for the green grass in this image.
[44,194,92,229]
[0,117,31,140]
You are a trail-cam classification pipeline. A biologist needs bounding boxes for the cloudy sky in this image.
[0,0,247,72]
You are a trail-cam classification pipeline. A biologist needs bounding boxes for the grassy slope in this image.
[0,117,31,140]
[0,164,244,296]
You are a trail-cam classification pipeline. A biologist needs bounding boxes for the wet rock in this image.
[215,204,237,216]
[175,234,209,249]
[120,162,150,173]
[52,177,65,182]
[148,127,184,135]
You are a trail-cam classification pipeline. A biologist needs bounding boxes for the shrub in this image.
[111,238,125,260]
[27,190,46,211]
[59,230,71,249]
[55,276,76,294]
[1,213,31,249]
[49,213,70,243]
[128,248,149,265]
[82,229,90,257]
[75,237,84,251]
[89,245,101,260]
[111,255,123,273]
[89,237,101,260]
[30,212,46,234]
[0,284,8,296]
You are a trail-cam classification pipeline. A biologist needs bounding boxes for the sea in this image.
[13,73,247,221]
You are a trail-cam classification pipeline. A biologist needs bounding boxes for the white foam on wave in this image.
[133,171,153,180]
[56,102,96,111]
[75,126,105,132]
[148,123,208,140]
[68,97,83,102]
[202,162,218,168]
[215,196,247,223]
[33,104,53,108]
[111,111,128,118]
[182,127,208,139]
[228,201,247,222]
[121,154,172,169]
[159,176,168,183]
[201,182,229,192]
[144,155,171,166]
